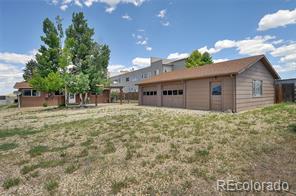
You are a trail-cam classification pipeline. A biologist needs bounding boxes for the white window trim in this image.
[252,80,263,97]
[22,89,41,97]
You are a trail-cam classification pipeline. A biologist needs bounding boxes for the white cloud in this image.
[132,31,152,51]
[213,58,229,63]
[60,4,68,10]
[199,36,276,56]
[74,0,83,7]
[108,57,151,76]
[157,9,166,18]
[132,57,150,67]
[0,52,34,64]
[258,8,296,31]
[122,14,132,20]
[274,63,296,73]
[0,63,23,95]
[53,0,146,12]
[157,9,170,26]
[161,21,170,26]
[167,52,189,59]
[145,46,152,51]
[108,64,127,76]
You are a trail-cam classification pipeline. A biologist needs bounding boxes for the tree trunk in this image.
[79,93,83,107]
[64,86,67,107]
[95,94,98,106]
[84,93,88,106]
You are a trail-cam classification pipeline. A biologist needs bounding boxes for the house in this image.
[13,81,110,107]
[137,55,280,112]
[0,95,16,105]
[110,57,186,93]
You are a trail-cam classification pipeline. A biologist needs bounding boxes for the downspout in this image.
[233,74,237,113]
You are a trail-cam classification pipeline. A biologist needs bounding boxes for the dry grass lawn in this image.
[0,103,295,195]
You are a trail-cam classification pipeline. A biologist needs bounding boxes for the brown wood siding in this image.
[186,76,233,111]
[142,85,158,106]
[236,61,275,112]
[162,82,184,108]
[186,78,210,110]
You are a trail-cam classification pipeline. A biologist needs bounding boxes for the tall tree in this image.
[87,44,110,105]
[23,60,38,81]
[35,18,63,77]
[65,12,110,106]
[30,17,65,95]
[185,50,213,68]
[65,12,94,74]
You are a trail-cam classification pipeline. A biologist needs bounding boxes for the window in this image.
[253,80,262,97]
[168,90,172,95]
[126,77,129,82]
[113,80,118,84]
[149,91,153,95]
[154,69,160,76]
[143,92,147,96]
[211,84,222,95]
[153,91,157,95]
[0,96,5,100]
[163,90,167,95]
[178,90,183,95]
[22,89,40,97]
[173,90,178,95]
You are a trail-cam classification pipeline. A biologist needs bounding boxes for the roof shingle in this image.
[138,55,278,85]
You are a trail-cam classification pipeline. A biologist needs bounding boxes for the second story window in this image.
[126,77,129,82]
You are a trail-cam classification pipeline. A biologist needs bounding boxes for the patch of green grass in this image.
[3,177,20,189]
[21,159,66,174]
[111,181,128,194]
[29,145,49,157]
[0,142,18,151]
[288,123,296,132]
[186,149,210,163]
[30,171,39,178]
[0,128,40,138]
[80,138,93,146]
[102,141,116,154]
[44,179,59,192]
[65,163,80,174]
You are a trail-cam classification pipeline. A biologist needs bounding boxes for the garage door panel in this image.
[142,86,158,106]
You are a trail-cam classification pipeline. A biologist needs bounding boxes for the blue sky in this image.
[0,0,296,94]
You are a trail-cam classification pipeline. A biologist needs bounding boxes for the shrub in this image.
[3,177,20,189]
[43,102,48,107]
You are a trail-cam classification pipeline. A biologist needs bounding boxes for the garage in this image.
[162,82,184,108]
[142,85,158,106]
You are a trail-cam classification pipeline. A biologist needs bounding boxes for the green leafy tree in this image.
[66,73,90,106]
[185,50,213,68]
[29,72,64,93]
[23,60,38,81]
[35,18,63,77]
[65,12,95,74]
[87,44,110,105]
[30,17,65,97]
[65,12,110,106]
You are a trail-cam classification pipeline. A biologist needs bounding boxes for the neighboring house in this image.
[14,81,110,107]
[0,95,16,105]
[137,55,280,112]
[110,57,186,93]
[275,78,296,102]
